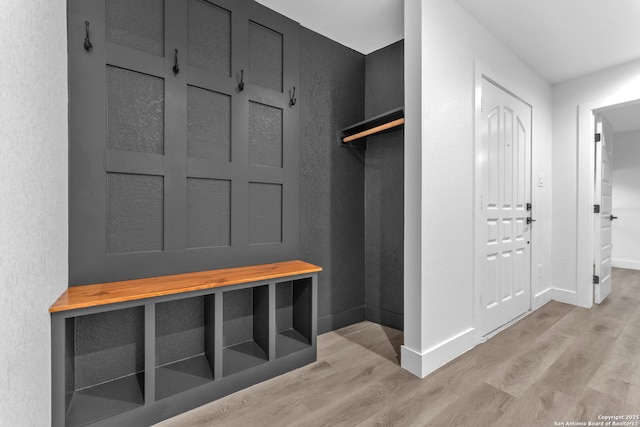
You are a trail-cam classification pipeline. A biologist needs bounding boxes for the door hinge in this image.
[594,204,600,213]
[593,275,600,284]
[595,133,601,142]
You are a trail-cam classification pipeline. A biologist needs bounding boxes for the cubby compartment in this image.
[276,278,313,358]
[65,307,145,426]
[155,295,215,400]
[222,286,269,376]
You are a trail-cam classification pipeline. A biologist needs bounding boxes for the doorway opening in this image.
[578,97,640,306]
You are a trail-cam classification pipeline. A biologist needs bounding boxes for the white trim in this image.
[612,259,640,270]
[400,345,424,377]
[401,328,476,378]
[533,287,553,310]
[552,288,578,305]
[473,60,533,343]
[577,95,640,308]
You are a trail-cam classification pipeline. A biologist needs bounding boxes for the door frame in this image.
[473,61,533,342]
[576,95,640,307]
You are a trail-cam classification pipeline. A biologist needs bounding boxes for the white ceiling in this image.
[255,0,403,55]
[445,0,640,84]
[601,102,640,134]
[257,0,640,84]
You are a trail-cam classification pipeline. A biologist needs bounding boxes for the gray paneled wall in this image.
[69,0,300,285]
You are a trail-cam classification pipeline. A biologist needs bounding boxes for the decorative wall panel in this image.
[188,0,231,76]
[187,178,231,248]
[249,182,282,244]
[187,85,231,161]
[107,173,164,254]
[106,0,164,56]
[249,21,283,91]
[249,101,282,167]
[107,66,164,155]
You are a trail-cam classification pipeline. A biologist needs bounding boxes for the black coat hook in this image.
[173,49,180,75]
[237,69,244,92]
[289,86,296,107]
[84,21,93,52]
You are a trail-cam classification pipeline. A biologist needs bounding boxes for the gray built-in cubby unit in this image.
[276,279,313,358]
[155,295,216,400]
[223,286,270,376]
[51,261,320,426]
[63,307,146,427]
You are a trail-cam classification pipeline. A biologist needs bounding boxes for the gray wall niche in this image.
[70,6,402,339]
[299,32,404,333]
[299,28,366,334]
[364,41,405,330]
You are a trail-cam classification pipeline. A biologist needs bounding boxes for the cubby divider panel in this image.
[155,294,215,400]
[276,278,312,358]
[222,285,269,376]
[66,306,145,426]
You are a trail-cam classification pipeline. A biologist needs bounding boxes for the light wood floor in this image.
[156,268,640,426]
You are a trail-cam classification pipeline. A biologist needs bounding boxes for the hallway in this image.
[157,268,640,426]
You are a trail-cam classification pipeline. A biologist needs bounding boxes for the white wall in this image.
[0,2,68,425]
[403,0,552,377]
[552,59,640,303]
[612,131,640,270]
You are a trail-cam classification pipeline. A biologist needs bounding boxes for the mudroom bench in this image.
[50,260,321,427]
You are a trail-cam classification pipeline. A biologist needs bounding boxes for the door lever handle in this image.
[610,215,618,221]
[526,217,536,225]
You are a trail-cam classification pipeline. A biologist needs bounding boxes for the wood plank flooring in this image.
[156,268,640,426]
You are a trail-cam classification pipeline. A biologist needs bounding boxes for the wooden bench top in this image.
[50,260,322,313]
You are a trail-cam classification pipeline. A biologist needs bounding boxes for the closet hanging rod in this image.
[342,118,405,143]
[338,107,404,149]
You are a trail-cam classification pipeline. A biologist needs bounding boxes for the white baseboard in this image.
[551,287,577,305]
[533,288,553,310]
[401,327,476,378]
[612,259,640,271]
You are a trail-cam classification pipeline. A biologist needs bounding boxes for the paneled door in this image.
[476,76,532,337]
[593,114,614,304]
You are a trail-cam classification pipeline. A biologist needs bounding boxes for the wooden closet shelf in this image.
[50,260,322,313]
[338,107,404,149]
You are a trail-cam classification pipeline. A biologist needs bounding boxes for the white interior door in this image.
[476,77,532,337]
[594,114,613,304]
